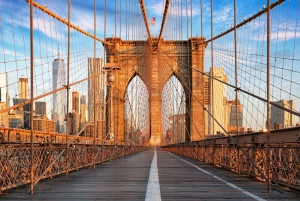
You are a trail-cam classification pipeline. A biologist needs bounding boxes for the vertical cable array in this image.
[124,76,149,145]
[161,75,186,144]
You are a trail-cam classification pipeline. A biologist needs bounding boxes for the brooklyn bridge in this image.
[0,0,300,200]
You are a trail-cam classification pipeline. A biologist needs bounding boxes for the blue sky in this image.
[1,0,298,56]
[1,0,296,41]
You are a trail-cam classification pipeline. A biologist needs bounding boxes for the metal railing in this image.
[0,143,147,193]
[162,129,300,191]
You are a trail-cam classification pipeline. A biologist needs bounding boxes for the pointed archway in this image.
[124,75,150,145]
[161,75,187,145]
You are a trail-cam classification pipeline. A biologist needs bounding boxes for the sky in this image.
[0,0,299,132]
[1,0,295,42]
[1,0,297,60]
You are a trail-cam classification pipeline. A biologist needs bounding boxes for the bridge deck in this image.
[1,147,299,200]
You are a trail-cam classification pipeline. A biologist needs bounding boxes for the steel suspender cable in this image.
[233,0,240,178]
[29,0,34,195]
[93,0,97,170]
[65,0,71,178]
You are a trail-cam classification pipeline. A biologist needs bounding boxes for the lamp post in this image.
[103,56,120,145]
[169,118,173,144]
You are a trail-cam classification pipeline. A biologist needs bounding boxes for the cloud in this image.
[272,49,293,58]
[271,31,300,41]
[244,19,300,42]
[71,9,96,31]
[147,1,165,16]
[2,49,24,59]
[270,21,300,41]
[251,30,300,41]
[214,6,233,24]
[148,0,203,21]
[2,0,100,42]
[1,3,60,45]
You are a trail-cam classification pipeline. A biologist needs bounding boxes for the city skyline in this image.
[1,68,299,135]
[0,57,92,135]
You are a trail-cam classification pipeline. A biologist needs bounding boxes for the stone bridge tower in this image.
[104,37,207,146]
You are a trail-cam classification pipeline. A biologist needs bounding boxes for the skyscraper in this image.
[71,112,80,135]
[72,91,79,113]
[52,54,66,133]
[35,101,47,117]
[23,102,31,129]
[47,119,55,133]
[0,72,9,107]
[228,98,243,127]
[80,103,87,123]
[271,99,295,128]
[227,98,244,133]
[33,116,47,132]
[12,98,30,129]
[80,95,86,105]
[19,77,28,99]
[33,116,55,133]
[8,110,23,128]
[204,67,228,135]
[88,58,104,122]
[0,102,8,127]
[80,95,87,123]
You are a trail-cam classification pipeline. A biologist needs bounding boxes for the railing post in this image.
[233,0,240,178]
[93,0,97,170]
[266,0,271,194]
[65,0,71,178]
[210,0,216,170]
[102,0,107,166]
[29,0,34,195]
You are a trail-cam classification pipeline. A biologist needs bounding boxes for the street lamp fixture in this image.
[103,56,120,85]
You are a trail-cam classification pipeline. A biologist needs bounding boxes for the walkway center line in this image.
[169,152,267,201]
[145,147,161,201]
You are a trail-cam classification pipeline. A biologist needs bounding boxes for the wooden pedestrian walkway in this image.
[1,147,299,200]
